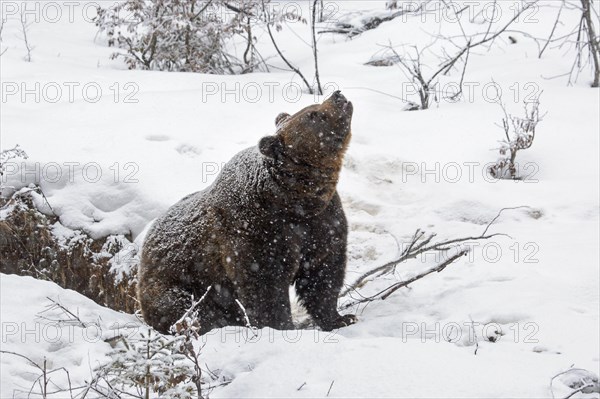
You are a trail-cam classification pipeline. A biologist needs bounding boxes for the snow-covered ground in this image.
[1,1,599,398]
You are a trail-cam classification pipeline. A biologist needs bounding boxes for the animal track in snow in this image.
[175,143,201,157]
[145,134,171,142]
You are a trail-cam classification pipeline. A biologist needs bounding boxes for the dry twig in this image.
[339,207,526,310]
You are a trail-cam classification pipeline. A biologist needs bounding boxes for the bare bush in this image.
[260,0,327,94]
[503,0,599,87]
[94,0,326,89]
[545,0,600,87]
[94,0,259,73]
[564,0,600,87]
[488,92,544,180]
[339,207,521,311]
[0,351,77,398]
[369,41,470,110]
[0,188,139,313]
[363,1,535,110]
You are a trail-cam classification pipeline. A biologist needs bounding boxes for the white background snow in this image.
[1,0,599,398]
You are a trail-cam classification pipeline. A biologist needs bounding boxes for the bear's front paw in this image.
[338,314,358,326]
[320,314,357,331]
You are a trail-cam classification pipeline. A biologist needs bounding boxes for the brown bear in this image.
[138,91,356,334]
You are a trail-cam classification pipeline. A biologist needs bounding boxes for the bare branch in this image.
[580,0,600,86]
[261,0,314,94]
[312,0,323,95]
[169,285,212,335]
[326,380,335,397]
[481,206,531,236]
[0,17,7,56]
[539,1,565,58]
[36,297,98,328]
[19,10,33,62]
[339,207,522,310]
[469,316,479,355]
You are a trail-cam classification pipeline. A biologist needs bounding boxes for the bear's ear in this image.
[275,112,291,128]
[259,135,284,160]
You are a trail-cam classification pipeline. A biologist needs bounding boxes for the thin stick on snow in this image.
[326,380,335,397]
[19,10,33,62]
[0,18,7,56]
[339,207,525,309]
[469,2,536,49]
[36,297,97,328]
[235,299,259,339]
[564,385,596,399]
[344,86,408,103]
[170,286,212,334]
[0,350,44,372]
[550,366,599,399]
[0,351,76,398]
[235,299,252,328]
[481,206,531,236]
[469,316,479,355]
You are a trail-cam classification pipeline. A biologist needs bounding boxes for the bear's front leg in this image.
[235,279,294,330]
[221,235,296,331]
[295,249,357,331]
[295,193,357,331]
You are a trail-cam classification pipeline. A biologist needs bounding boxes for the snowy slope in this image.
[1,0,599,398]
[0,274,140,398]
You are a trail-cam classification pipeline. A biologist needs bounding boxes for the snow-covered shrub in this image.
[96,295,226,398]
[0,188,139,313]
[94,0,257,73]
[98,329,199,399]
[489,95,543,180]
[0,145,28,188]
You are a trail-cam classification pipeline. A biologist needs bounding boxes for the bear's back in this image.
[140,146,271,277]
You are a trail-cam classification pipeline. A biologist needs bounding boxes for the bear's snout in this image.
[329,90,353,116]
[332,90,346,104]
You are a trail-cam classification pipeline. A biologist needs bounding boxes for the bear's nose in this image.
[332,90,347,105]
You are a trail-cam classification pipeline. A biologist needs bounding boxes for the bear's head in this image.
[259,90,353,171]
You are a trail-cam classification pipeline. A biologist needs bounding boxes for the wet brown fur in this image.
[138,92,356,334]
